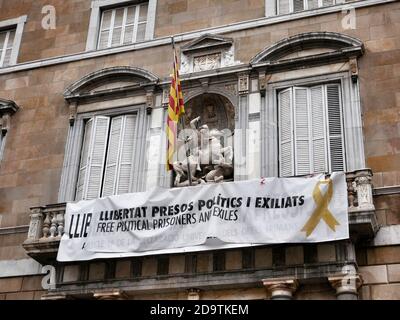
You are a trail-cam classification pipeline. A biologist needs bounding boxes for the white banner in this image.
[57,172,349,262]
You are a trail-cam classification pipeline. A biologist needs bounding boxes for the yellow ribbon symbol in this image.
[301,179,340,237]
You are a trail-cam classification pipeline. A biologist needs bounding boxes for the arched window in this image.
[251,32,365,177]
[60,67,160,202]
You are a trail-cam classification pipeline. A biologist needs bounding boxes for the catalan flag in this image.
[166,44,185,171]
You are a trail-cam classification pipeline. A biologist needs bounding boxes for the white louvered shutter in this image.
[136,4,148,42]
[76,116,110,200]
[3,30,15,67]
[326,84,345,172]
[99,10,112,49]
[76,119,93,200]
[293,0,305,12]
[102,115,137,197]
[310,85,327,173]
[307,0,319,9]
[323,0,335,6]
[279,88,294,177]
[102,116,123,197]
[0,30,15,67]
[111,8,124,46]
[123,6,136,44]
[117,115,136,194]
[293,87,311,175]
[278,0,290,14]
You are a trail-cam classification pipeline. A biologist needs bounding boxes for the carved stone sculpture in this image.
[173,115,234,187]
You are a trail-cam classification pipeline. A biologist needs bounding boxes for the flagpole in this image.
[171,37,193,186]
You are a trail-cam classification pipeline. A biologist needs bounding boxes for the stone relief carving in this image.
[180,37,239,74]
[353,175,374,210]
[223,48,235,66]
[193,53,221,72]
[181,54,190,74]
[238,74,249,94]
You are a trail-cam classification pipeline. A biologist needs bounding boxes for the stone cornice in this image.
[181,33,234,53]
[0,225,29,235]
[373,185,400,196]
[0,98,19,115]
[0,0,395,76]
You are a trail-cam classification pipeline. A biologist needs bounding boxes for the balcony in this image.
[23,169,378,265]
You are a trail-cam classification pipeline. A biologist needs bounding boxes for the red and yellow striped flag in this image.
[166,48,185,171]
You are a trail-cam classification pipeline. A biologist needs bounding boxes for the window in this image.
[0,29,16,68]
[278,83,345,177]
[86,1,157,51]
[277,0,336,14]
[0,16,27,67]
[76,114,138,200]
[97,3,149,49]
[60,67,157,203]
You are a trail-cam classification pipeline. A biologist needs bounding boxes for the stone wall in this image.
[357,246,400,299]
[0,275,45,300]
[0,1,399,299]
[154,0,265,37]
[0,0,265,63]
[0,0,91,62]
[375,194,400,227]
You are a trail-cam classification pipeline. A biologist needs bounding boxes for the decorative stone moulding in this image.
[63,66,160,125]
[250,32,364,73]
[180,34,240,74]
[0,98,19,133]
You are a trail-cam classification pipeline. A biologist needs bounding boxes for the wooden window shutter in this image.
[278,0,291,14]
[76,119,93,201]
[310,85,328,174]
[326,84,345,172]
[117,115,137,194]
[293,87,311,175]
[293,0,305,12]
[278,88,294,177]
[102,115,137,197]
[76,116,110,200]
[102,116,123,197]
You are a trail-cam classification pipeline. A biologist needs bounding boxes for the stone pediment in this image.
[64,66,159,99]
[180,34,238,74]
[80,78,141,95]
[181,34,233,53]
[251,32,364,66]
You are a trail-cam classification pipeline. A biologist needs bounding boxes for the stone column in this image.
[328,274,362,300]
[262,278,299,300]
[236,73,250,181]
[93,290,128,300]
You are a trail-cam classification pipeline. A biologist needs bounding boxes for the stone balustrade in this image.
[24,203,66,243]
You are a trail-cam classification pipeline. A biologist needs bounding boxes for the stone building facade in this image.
[0,0,399,300]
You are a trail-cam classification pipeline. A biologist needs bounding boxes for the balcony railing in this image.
[23,169,378,264]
